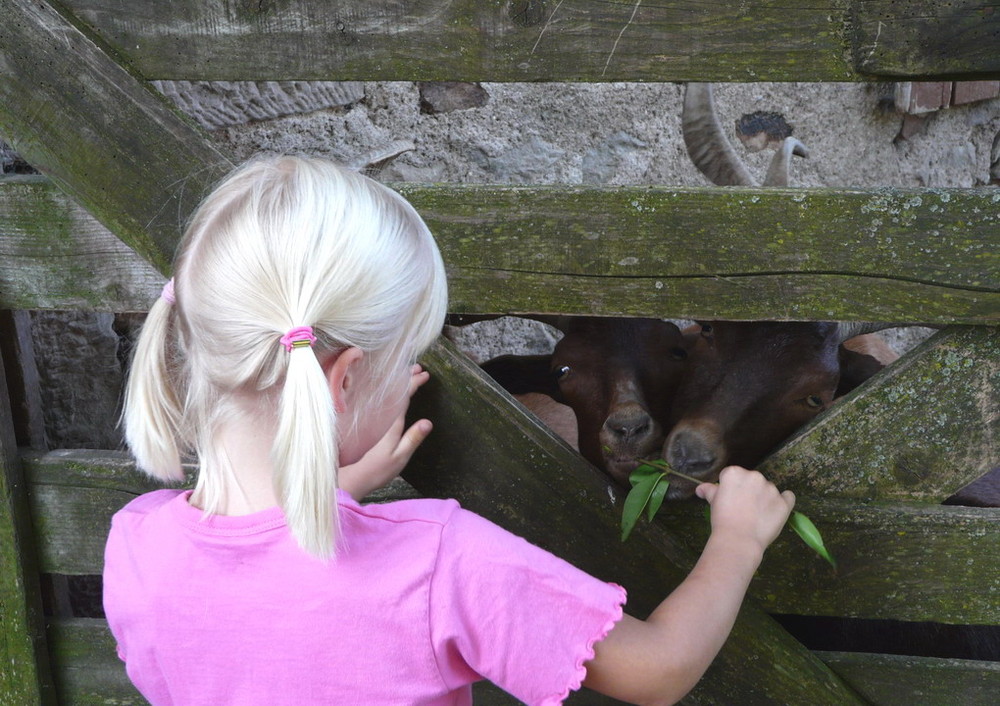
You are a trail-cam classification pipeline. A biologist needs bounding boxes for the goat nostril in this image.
[608,418,652,441]
[667,434,717,475]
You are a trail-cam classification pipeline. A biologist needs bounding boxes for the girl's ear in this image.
[323,347,365,414]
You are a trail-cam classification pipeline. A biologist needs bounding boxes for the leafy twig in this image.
[619,459,838,569]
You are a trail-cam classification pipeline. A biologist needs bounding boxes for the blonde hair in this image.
[124,156,448,558]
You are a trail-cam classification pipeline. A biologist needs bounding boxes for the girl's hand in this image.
[696,465,795,557]
[339,365,433,501]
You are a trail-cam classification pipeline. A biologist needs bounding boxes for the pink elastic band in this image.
[280,326,317,352]
[160,278,176,305]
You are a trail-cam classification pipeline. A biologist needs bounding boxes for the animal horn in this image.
[682,83,757,187]
[835,322,897,344]
[763,137,808,187]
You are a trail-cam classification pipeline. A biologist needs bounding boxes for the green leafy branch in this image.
[620,458,836,569]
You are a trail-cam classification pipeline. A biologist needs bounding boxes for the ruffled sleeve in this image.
[427,506,627,705]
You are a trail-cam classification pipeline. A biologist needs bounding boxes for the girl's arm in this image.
[582,466,795,706]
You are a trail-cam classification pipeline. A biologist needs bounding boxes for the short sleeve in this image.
[428,508,627,705]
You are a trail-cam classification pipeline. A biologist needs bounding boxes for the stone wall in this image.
[8,80,997,448]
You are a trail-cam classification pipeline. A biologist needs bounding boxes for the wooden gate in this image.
[1,2,998,704]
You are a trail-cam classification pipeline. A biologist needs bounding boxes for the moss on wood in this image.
[852,1,1000,79]
[0,350,55,703]
[5,178,999,322]
[655,497,1000,624]
[821,652,1000,706]
[0,0,233,274]
[763,327,999,501]
[59,0,1000,81]
[0,176,163,311]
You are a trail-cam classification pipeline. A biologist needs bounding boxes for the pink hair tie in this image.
[280,326,317,352]
[160,278,176,305]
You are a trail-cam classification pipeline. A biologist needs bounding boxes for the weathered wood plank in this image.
[18,449,422,574]
[653,497,1000,625]
[0,176,163,311]
[853,1,1000,79]
[0,348,55,703]
[819,651,1000,706]
[59,0,1000,81]
[5,178,999,323]
[46,618,144,705]
[28,447,1000,625]
[46,617,1000,706]
[763,327,1000,501]
[404,338,866,705]
[0,0,234,274]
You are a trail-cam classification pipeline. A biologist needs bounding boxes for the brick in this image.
[951,81,1000,106]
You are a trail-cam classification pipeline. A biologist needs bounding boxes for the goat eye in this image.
[555,365,571,381]
[701,324,713,334]
[806,395,824,408]
[670,347,687,360]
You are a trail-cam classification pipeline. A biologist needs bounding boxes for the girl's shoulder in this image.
[342,494,462,529]
[114,488,187,519]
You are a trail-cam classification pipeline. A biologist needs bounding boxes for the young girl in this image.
[105,155,794,705]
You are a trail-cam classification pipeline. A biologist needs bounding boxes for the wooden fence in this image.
[1,1,998,704]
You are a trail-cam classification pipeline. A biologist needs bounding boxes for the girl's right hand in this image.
[339,365,433,501]
[695,466,795,557]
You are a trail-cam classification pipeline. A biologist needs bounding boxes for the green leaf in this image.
[629,463,661,487]
[621,471,664,542]
[646,477,669,522]
[789,511,837,569]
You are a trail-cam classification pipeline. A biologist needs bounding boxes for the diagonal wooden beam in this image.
[0,0,233,273]
[763,326,999,502]
[405,338,867,705]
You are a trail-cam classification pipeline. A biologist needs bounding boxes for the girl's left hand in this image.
[339,365,433,501]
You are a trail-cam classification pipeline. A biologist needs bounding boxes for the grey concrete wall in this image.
[214,82,999,188]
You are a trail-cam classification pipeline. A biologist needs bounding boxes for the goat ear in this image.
[835,322,897,345]
[683,83,757,186]
[480,354,559,397]
[836,346,885,397]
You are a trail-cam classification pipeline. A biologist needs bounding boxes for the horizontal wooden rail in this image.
[59,0,1000,81]
[4,177,999,323]
[46,618,141,705]
[819,652,1000,706]
[45,617,1000,706]
[655,498,1000,625]
[22,447,1000,626]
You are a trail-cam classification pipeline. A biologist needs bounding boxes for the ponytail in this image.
[272,328,339,559]
[123,286,185,482]
[123,156,448,560]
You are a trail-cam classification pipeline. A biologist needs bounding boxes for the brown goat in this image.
[481,317,694,486]
[662,321,896,497]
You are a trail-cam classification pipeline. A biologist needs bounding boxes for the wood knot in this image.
[509,0,548,27]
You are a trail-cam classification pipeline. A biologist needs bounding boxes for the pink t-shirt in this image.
[103,489,626,705]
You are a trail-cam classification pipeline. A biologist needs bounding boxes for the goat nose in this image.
[604,412,652,441]
[666,430,718,475]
